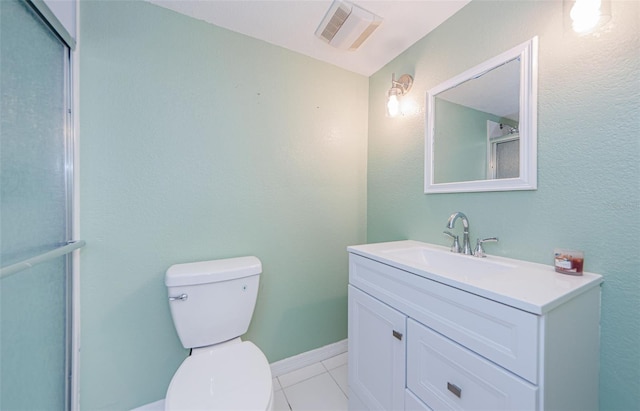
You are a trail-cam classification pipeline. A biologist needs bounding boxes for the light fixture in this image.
[386,73,413,117]
[566,0,611,34]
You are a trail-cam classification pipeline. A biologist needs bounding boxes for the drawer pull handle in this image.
[392,330,403,340]
[447,382,462,398]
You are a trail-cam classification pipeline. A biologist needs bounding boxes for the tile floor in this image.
[273,352,348,411]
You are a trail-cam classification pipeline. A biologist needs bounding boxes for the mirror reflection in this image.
[425,37,537,194]
[433,58,520,184]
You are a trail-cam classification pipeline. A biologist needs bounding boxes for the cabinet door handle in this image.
[447,382,462,398]
[392,330,403,340]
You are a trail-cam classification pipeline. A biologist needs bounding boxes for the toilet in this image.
[164,256,273,411]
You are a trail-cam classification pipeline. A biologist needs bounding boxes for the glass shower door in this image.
[1,0,73,409]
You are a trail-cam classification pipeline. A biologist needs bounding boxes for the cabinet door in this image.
[348,285,406,411]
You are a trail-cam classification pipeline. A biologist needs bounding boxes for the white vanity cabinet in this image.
[348,285,406,410]
[347,241,603,411]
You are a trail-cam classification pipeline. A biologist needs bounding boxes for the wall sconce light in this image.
[386,73,413,117]
[566,0,611,34]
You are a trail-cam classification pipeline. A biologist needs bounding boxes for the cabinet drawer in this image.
[407,319,538,410]
[349,253,539,383]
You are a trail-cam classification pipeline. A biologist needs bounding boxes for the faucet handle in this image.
[474,237,499,258]
[443,231,461,253]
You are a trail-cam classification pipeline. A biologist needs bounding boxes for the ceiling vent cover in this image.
[315,0,382,51]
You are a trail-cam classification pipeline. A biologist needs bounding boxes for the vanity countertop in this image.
[348,240,603,315]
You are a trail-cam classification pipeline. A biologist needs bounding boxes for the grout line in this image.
[277,362,328,389]
[326,367,349,399]
[280,388,293,411]
[279,365,348,411]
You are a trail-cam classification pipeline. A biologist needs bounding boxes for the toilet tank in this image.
[165,256,261,349]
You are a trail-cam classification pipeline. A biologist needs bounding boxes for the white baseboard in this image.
[131,339,348,410]
[270,338,348,377]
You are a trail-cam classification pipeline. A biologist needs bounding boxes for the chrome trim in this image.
[26,0,75,49]
[0,241,86,279]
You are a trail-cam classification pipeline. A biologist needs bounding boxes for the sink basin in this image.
[382,246,516,276]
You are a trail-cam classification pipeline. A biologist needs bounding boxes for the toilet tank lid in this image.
[165,256,261,287]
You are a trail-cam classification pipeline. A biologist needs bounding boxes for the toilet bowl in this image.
[164,257,272,411]
[165,340,273,411]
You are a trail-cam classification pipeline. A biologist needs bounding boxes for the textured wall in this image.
[79,1,367,409]
[367,1,639,409]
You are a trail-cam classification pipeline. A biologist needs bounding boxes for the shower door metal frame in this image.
[63,40,75,411]
[0,1,80,410]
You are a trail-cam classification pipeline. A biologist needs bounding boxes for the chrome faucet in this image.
[474,237,499,258]
[443,231,461,253]
[446,212,472,255]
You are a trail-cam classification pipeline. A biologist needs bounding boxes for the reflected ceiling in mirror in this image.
[425,37,538,194]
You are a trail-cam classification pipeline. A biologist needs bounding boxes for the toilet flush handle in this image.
[168,293,188,302]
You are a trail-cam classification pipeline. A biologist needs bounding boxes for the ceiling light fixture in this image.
[567,0,611,34]
[386,73,413,117]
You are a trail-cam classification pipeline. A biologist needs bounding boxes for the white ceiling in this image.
[148,0,471,76]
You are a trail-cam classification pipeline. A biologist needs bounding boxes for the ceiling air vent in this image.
[315,0,382,51]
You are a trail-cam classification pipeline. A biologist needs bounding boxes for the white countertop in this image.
[348,240,603,314]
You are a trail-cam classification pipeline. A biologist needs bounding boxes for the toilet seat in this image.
[165,341,272,411]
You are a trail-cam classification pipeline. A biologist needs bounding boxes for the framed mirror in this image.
[425,37,538,193]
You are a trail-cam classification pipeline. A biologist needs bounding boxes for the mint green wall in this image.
[79,1,367,409]
[368,1,639,410]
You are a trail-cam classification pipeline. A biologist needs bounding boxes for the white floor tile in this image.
[273,389,291,411]
[284,373,348,411]
[328,363,348,396]
[321,352,348,370]
[278,362,326,388]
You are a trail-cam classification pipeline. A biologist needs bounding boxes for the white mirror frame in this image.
[425,36,538,194]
